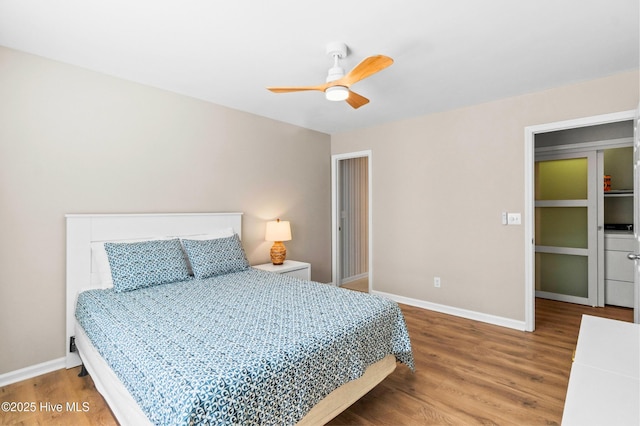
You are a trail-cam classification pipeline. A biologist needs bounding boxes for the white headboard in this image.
[65,212,243,368]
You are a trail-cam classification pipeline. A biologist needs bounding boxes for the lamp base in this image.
[270,241,287,265]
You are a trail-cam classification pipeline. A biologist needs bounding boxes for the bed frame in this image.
[65,212,395,425]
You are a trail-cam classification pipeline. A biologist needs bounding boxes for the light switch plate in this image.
[507,213,521,225]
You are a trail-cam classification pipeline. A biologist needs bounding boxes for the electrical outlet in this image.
[434,277,441,288]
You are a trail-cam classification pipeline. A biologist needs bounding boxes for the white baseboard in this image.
[373,291,527,331]
[0,357,66,387]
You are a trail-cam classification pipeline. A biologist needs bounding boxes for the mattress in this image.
[75,268,414,425]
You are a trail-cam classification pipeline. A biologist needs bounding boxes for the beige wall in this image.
[332,70,639,321]
[1,42,637,375]
[0,46,331,374]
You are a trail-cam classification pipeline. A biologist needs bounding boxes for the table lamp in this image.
[265,219,292,265]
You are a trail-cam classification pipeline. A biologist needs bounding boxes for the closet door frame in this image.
[524,109,636,332]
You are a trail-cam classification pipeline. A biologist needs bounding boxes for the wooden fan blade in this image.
[338,55,394,87]
[267,84,328,93]
[345,90,370,109]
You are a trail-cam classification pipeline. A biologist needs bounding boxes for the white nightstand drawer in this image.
[284,267,311,280]
[253,260,311,281]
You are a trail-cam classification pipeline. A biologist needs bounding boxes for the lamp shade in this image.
[265,219,292,242]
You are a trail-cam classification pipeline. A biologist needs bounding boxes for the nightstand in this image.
[253,260,311,280]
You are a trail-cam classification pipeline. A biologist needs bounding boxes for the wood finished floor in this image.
[340,277,369,293]
[1,299,633,425]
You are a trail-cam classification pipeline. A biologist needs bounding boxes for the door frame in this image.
[524,110,636,331]
[634,104,640,324]
[331,150,373,290]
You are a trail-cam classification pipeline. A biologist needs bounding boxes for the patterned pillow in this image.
[104,239,191,292]
[181,234,249,279]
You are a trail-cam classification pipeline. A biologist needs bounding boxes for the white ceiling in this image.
[0,0,638,134]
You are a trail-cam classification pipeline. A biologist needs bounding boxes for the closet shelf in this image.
[604,189,633,197]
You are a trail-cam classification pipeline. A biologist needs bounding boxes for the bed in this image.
[65,213,414,425]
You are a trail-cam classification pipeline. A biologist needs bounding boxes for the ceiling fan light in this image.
[325,86,349,101]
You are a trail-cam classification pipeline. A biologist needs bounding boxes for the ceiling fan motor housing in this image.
[325,42,347,84]
[326,66,345,82]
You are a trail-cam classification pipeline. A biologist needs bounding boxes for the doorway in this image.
[331,151,372,292]
[524,110,637,331]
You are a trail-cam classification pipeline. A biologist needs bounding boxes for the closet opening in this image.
[524,111,637,331]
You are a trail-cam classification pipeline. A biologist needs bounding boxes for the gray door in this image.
[534,151,598,306]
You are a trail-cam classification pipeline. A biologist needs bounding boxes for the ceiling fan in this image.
[267,42,393,109]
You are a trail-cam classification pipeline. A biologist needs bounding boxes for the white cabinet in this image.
[253,260,311,280]
[604,233,635,307]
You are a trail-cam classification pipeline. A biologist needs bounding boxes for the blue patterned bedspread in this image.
[76,268,414,425]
